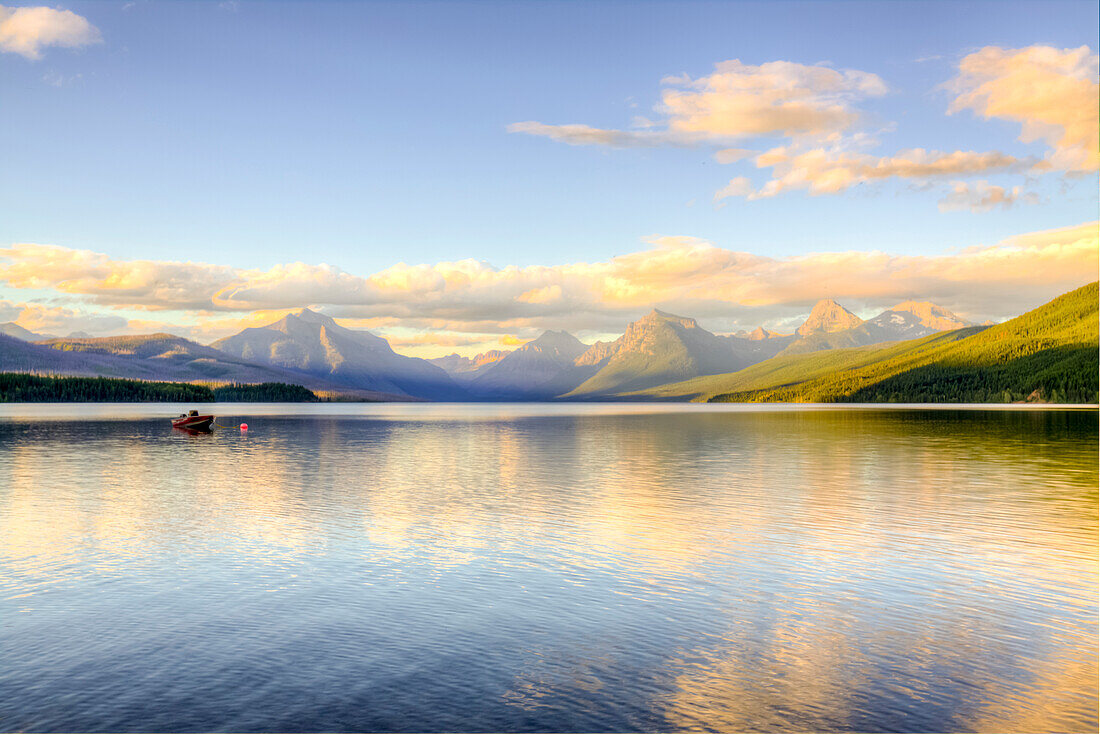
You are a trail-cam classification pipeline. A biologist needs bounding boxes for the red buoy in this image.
[240,423,249,431]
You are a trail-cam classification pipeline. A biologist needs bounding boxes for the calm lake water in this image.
[1,403,1096,733]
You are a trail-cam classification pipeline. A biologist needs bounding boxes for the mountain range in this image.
[0,331,406,400]
[630,281,1097,404]
[2,290,1092,403]
[427,299,972,399]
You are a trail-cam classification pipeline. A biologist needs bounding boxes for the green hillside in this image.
[627,282,1098,404]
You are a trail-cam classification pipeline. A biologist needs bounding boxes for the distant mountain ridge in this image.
[212,309,463,400]
[466,330,595,399]
[428,350,509,375]
[0,331,400,399]
[0,323,56,341]
[422,298,974,400]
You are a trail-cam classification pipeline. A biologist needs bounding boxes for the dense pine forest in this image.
[211,383,318,402]
[0,375,319,403]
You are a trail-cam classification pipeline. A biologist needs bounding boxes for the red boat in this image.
[172,410,214,431]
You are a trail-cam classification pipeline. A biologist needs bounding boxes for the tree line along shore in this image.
[0,375,321,403]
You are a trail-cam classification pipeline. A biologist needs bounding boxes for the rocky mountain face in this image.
[780,301,970,356]
[211,309,463,400]
[796,299,864,336]
[466,330,595,399]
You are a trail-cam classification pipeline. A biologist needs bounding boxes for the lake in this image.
[0,403,1096,732]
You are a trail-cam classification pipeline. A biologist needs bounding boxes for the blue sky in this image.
[0,1,1097,353]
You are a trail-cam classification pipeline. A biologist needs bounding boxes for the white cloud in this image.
[510,59,888,149]
[0,4,100,60]
[0,300,126,335]
[937,180,1039,212]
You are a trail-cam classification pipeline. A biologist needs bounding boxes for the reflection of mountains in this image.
[2,408,1096,731]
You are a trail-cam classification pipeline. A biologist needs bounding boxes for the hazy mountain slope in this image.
[42,334,234,361]
[746,327,784,340]
[0,334,88,373]
[0,323,55,341]
[430,349,510,373]
[710,282,1098,403]
[564,310,757,398]
[468,331,595,399]
[429,349,511,384]
[212,309,463,400]
[796,299,863,335]
[1,332,403,399]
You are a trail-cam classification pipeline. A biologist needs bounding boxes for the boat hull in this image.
[172,415,214,431]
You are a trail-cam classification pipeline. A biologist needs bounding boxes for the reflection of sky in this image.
[0,406,1096,731]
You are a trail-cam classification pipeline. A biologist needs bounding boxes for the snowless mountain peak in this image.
[796,299,864,336]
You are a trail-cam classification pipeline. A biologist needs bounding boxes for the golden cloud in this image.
[948,45,1099,173]
[718,147,1034,200]
[0,243,240,311]
[0,4,100,60]
[510,59,887,148]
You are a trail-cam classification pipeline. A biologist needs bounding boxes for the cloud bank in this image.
[1,221,1095,345]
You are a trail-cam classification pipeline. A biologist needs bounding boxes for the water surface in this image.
[1,403,1096,732]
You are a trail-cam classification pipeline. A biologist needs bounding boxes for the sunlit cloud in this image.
[0,299,127,336]
[0,4,101,60]
[718,147,1032,200]
[511,59,887,149]
[947,45,1099,173]
[1,221,1095,348]
[0,243,240,310]
[513,47,1096,205]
